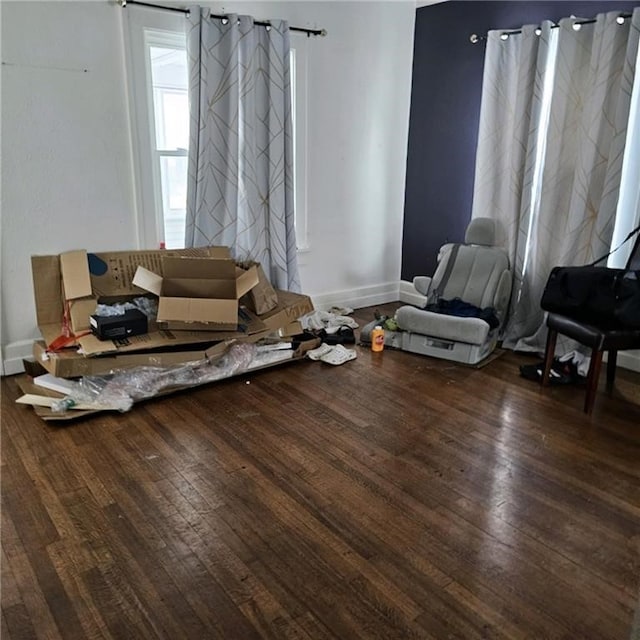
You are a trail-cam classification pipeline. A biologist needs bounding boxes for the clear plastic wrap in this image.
[50,343,258,414]
[50,375,133,413]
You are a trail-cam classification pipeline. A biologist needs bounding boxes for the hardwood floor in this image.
[2,303,639,640]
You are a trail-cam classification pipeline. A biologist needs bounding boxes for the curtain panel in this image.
[472,8,640,353]
[185,7,300,292]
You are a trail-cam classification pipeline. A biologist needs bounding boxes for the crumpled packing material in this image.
[50,342,266,414]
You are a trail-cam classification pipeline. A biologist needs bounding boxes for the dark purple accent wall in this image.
[402,0,640,281]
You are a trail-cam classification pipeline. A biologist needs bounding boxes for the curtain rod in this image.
[469,11,631,44]
[120,0,327,37]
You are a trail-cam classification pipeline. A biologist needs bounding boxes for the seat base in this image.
[360,320,498,365]
[400,330,498,365]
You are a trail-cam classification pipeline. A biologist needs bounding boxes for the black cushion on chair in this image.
[546,313,640,351]
[542,234,640,414]
[543,313,640,414]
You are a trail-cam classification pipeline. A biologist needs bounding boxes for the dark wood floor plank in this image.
[1,515,63,639]
[2,307,639,639]
[172,388,563,638]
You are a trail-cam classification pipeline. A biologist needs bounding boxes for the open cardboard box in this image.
[31,246,262,353]
[132,253,259,330]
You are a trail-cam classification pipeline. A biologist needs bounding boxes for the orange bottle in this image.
[371,325,385,352]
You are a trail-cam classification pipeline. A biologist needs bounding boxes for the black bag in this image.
[540,266,640,328]
[540,223,640,328]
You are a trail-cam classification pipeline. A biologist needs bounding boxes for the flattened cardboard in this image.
[76,328,224,357]
[239,262,279,315]
[33,340,220,378]
[260,290,314,332]
[131,267,163,296]
[17,377,100,421]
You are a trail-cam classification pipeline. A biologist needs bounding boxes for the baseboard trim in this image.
[310,282,400,312]
[3,290,639,377]
[618,350,640,373]
[2,339,35,376]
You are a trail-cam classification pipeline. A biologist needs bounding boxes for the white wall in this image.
[0,1,417,374]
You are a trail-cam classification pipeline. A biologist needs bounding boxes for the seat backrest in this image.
[429,218,511,313]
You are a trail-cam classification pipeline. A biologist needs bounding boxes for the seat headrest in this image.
[465,217,495,246]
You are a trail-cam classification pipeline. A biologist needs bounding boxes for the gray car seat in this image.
[364,218,512,364]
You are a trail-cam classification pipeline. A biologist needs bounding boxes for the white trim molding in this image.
[310,282,399,313]
[2,340,35,376]
[3,282,639,376]
[618,350,640,374]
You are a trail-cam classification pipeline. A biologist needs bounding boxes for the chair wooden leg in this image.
[585,349,604,414]
[542,327,557,387]
[606,350,617,392]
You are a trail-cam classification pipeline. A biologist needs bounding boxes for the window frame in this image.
[123,7,187,249]
[122,7,308,252]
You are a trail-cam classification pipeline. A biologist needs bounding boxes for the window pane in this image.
[149,46,188,151]
[153,89,189,150]
[159,154,187,249]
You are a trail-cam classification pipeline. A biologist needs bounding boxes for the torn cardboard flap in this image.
[239,262,279,315]
[60,251,92,300]
[158,297,238,327]
[261,289,314,332]
[132,267,163,297]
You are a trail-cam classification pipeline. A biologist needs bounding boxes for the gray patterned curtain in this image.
[472,9,640,353]
[185,7,300,292]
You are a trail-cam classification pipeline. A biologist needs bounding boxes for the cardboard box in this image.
[133,255,259,329]
[238,262,279,315]
[30,249,315,375]
[260,289,314,332]
[32,247,217,336]
[31,246,251,347]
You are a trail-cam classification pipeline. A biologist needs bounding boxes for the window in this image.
[519,25,639,271]
[148,40,188,248]
[123,8,308,251]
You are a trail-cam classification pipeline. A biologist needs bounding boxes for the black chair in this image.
[541,234,640,415]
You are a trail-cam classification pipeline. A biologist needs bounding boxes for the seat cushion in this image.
[546,313,640,351]
[396,305,490,345]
